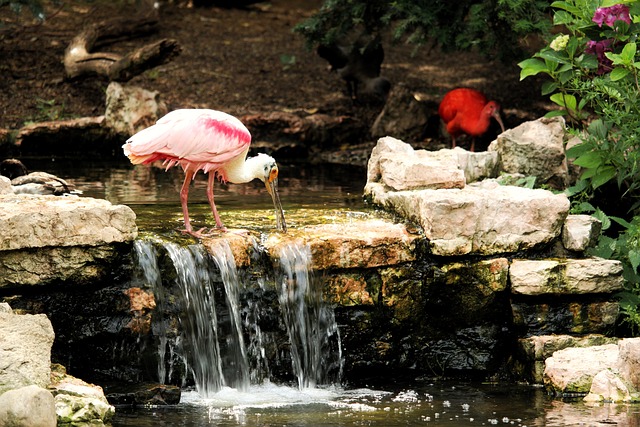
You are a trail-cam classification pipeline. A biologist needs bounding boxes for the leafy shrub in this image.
[519,0,640,334]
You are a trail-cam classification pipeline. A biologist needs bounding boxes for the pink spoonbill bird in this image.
[122,109,287,236]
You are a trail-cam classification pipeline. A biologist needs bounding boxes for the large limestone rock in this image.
[105,82,167,136]
[0,306,55,394]
[51,370,115,426]
[545,338,640,402]
[365,136,570,256]
[0,385,56,427]
[489,116,570,189]
[453,147,500,183]
[515,334,618,383]
[0,194,137,288]
[0,246,121,288]
[544,344,619,394]
[0,176,11,195]
[369,180,569,256]
[510,257,623,295]
[0,194,137,250]
[584,369,633,402]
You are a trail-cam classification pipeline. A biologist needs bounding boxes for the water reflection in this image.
[21,157,371,234]
[112,381,640,427]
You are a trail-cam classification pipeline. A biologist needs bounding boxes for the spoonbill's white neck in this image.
[224,153,275,184]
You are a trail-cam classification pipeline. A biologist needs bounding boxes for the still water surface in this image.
[24,157,640,426]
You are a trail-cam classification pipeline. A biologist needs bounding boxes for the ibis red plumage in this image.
[438,88,505,152]
[122,109,287,236]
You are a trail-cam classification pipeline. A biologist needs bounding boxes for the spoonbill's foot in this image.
[181,226,227,238]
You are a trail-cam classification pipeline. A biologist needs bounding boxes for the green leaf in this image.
[577,201,596,212]
[550,1,581,15]
[587,119,610,139]
[538,49,570,64]
[611,216,633,229]
[566,141,590,158]
[550,92,577,111]
[543,109,567,118]
[591,166,616,189]
[593,208,612,231]
[518,58,549,80]
[573,151,604,168]
[629,249,640,273]
[621,42,637,63]
[610,67,631,81]
[541,81,559,95]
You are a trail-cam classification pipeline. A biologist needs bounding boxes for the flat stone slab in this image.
[264,218,419,270]
[0,194,137,251]
[510,257,623,295]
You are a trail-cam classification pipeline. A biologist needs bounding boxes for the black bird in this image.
[317,33,390,102]
[0,159,80,195]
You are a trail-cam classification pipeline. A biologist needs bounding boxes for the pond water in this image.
[18,157,640,426]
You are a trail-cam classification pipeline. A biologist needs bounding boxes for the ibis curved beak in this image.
[492,110,506,134]
[265,174,287,233]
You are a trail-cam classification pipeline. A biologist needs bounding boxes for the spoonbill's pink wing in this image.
[123,109,252,172]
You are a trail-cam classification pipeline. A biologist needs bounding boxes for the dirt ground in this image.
[0,0,552,150]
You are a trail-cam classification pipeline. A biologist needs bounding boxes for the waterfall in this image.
[208,240,250,392]
[276,243,343,389]
[130,237,343,396]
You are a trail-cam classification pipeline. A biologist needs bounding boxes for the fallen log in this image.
[64,14,181,82]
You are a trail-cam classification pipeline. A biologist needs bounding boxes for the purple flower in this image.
[585,39,614,74]
[592,4,631,28]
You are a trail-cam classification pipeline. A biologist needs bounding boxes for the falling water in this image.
[130,237,343,397]
[276,243,343,389]
[207,240,250,392]
[164,242,227,397]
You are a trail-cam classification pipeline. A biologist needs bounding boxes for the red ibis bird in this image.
[438,88,505,152]
[122,109,287,236]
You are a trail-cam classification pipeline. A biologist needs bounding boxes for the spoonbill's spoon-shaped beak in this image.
[265,167,287,233]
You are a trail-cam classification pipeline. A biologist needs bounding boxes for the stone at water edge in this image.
[543,344,619,395]
[584,370,632,402]
[0,385,56,427]
[515,334,619,384]
[0,194,137,251]
[104,81,168,136]
[50,364,115,425]
[0,307,55,394]
[366,136,465,191]
[617,338,640,390]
